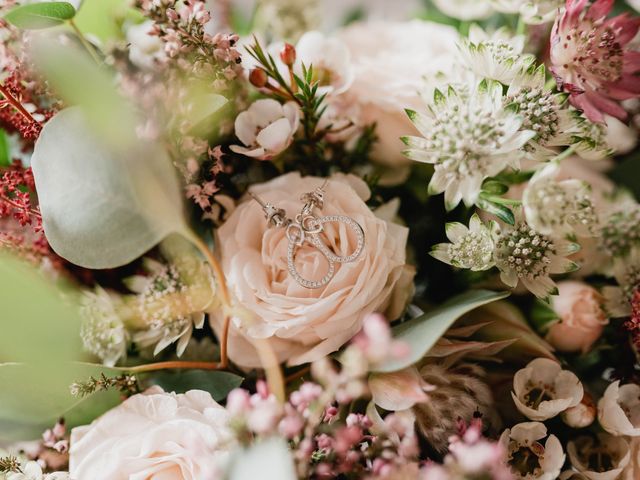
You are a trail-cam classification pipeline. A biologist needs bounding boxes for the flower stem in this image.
[68,19,102,65]
[125,360,221,373]
[516,16,527,36]
[0,84,39,126]
[551,144,577,163]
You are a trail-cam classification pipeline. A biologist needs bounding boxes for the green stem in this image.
[551,144,577,163]
[516,15,526,36]
[545,77,557,91]
[68,19,101,65]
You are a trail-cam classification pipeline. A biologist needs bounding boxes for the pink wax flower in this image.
[550,0,640,123]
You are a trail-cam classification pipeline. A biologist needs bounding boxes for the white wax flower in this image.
[230,99,299,160]
[490,0,563,24]
[6,462,68,480]
[511,358,583,421]
[500,422,565,480]
[567,433,631,480]
[598,381,640,437]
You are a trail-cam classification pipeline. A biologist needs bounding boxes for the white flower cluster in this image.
[79,248,215,366]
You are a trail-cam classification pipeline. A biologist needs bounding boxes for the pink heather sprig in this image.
[135,0,242,89]
[421,419,513,480]
[550,0,640,123]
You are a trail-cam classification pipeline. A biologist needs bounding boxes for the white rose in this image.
[336,20,460,166]
[230,99,299,160]
[211,172,413,367]
[69,387,236,480]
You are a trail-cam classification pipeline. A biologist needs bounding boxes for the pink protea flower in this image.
[550,0,640,123]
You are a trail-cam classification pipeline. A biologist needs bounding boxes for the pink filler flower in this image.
[550,0,640,123]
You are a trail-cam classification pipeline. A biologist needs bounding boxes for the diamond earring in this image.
[250,181,365,289]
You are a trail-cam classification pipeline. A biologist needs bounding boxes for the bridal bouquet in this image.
[1,0,640,478]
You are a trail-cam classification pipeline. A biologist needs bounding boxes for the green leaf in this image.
[372,290,510,372]
[482,180,509,195]
[188,93,227,127]
[0,129,10,167]
[4,2,76,29]
[477,198,516,225]
[145,370,243,401]
[31,108,188,269]
[31,38,136,145]
[530,299,560,333]
[0,255,119,440]
[73,0,144,43]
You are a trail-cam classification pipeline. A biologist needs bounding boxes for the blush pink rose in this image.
[545,281,609,354]
[69,387,235,480]
[211,172,413,367]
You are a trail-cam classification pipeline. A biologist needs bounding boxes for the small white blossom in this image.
[500,422,565,480]
[489,0,563,24]
[127,257,213,357]
[602,248,640,317]
[230,99,299,160]
[458,25,535,84]
[567,433,631,480]
[494,215,580,298]
[506,65,578,160]
[80,287,129,367]
[403,79,534,209]
[512,358,583,421]
[598,381,640,437]
[431,214,498,271]
[6,461,69,480]
[523,163,599,237]
[294,31,354,95]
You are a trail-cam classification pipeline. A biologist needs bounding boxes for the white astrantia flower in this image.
[6,461,69,480]
[489,0,563,24]
[493,214,580,298]
[567,433,631,480]
[127,256,213,357]
[430,214,499,271]
[432,0,495,20]
[602,249,640,318]
[402,79,535,209]
[599,198,640,261]
[80,287,129,367]
[230,99,299,160]
[506,65,578,160]
[523,162,599,237]
[294,31,354,96]
[500,422,565,480]
[511,358,583,421]
[598,381,640,437]
[458,25,535,84]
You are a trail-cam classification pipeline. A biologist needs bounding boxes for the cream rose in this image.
[336,20,460,166]
[212,172,413,367]
[545,281,609,354]
[69,387,236,480]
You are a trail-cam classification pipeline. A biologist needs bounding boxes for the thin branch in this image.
[0,83,39,126]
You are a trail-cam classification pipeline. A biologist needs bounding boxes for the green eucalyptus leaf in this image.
[4,2,76,30]
[30,37,134,145]
[0,129,10,167]
[372,290,510,373]
[0,255,120,441]
[31,108,188,269]
[145,370,243,401]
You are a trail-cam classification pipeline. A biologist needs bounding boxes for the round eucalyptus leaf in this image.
[31,108,187,269]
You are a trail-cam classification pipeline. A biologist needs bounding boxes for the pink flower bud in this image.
[226,388,251,415]
[280,43,296,67]
[249,68,268,88]
[562,392,596,428]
